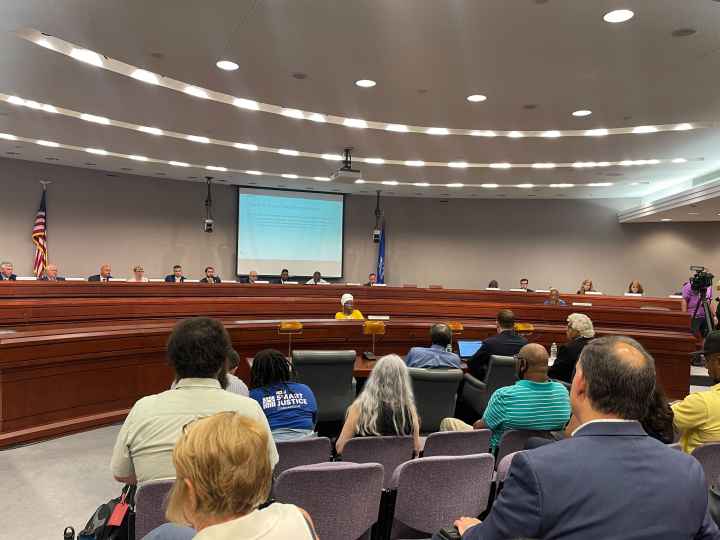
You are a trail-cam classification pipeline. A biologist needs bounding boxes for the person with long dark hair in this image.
[249,349,317,441]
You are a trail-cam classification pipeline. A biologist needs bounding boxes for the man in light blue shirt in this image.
[405,323,462,369]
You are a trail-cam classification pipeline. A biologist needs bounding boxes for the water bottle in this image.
[550,342,558,363]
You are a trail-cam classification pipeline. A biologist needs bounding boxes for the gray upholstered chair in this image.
[340,435,415,488]
[461,355,517,417]
[135,478,175,540]
[407,367,463,433]
[422,429,492,457]
[691,442,720,487]
[275,436,332,478]
[496,429,553,462]
[275,461,384,540]
[388,454,495,539]
[496,450,521,484]
[291,350,356,423]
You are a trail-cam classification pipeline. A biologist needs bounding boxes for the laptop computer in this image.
[457,340,483,359]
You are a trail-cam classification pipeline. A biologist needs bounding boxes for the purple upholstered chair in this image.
[496,450,521,484]
[496,429,553,463]
[692,442,720,487]
[274,436,332,478]
[275,461,384,540]
[340,436,415,488]
[389,453,495,539]
[135,478,175,540]
[422,429,492,457]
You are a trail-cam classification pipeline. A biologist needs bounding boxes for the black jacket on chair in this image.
[468,330,528,380]
[548,336,593,383]
[88,274,112,282]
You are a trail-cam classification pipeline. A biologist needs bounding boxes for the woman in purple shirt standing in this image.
[682,279,716,338]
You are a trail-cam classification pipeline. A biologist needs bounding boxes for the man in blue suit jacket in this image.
[456,336,720,540]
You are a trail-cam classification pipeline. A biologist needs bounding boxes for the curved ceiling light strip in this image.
[0,93,696,170]
[0,129,628,189]
[19,29,708,139]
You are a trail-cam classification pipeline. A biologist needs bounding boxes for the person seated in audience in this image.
[576,278,595,294]
[672,331,720,453]
[453,336,719,539]
[110,317,277,484]
[487,279,499,288]
[628,280,644,294]
[543,288,566,305]
[306,271,328,285]
[365,272,377,286]
[405,323,462,369]
[519,278,533,292]
[336,354,421,454]
[199,266,221,284]
[38,263,64,281]
[126,264,149,282]
[165,265,185,283]
[441,344,570,450]
[275,268,291,284]
[334,293,364,320]
[171,348,249,397]
[88,263,112,282]
[468,309,527,380]
[548,313,595,383]
[143,413,316,540]
[642,385,675,444]
[249,349,318,441]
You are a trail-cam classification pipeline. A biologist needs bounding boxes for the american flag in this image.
[32,188,48,277]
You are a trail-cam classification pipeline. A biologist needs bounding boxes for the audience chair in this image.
[340,435,415,488]
[135,478,175,540]
[422,429,492,458]
[292,350,356,423]
[461,355,517,417]
[275,436,332,478]
[388,454,495,539]
[496,450,521,485]
[496,429,553,463]
[275,461,384,540]
[692,442,720,488]
[407,367,463,432]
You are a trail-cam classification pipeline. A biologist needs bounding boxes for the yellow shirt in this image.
[672,383,720,453]
[334,309,364,320]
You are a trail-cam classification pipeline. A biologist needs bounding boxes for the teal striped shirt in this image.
[483,379,571,449]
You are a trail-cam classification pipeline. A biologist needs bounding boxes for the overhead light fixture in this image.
[36,140,59,147]
[85,148,107,155]
[588,182,613,187]
[688,212,700,215]
[572,110,592,117]
[532,163,556,169]
[541,130,562,138]
[490,163,512,169]
[322,153,343,161]
[355,179,366,184]
[245,170,262,175]
[603,9,634,23]
[382,180,399,186]
[646,159,661,165]
[139,126,163,135]
[206,165,227,171]
[279,148,300,156]
[448,161,469,168]
[309,113,326,123]
[25,100,42,109]
[282,173,299,179]
[447,183,464,188]
[187,135,210,143]
[660,218,673,222]
[80,113,110,125]
[386,124,409,132]
[405,160,425,167]
[184,86,209,99]
[481,183,499,188]
[507,131,524,138]
[70,48,103,67]
[672,158,687,163]
[233,98,259,110]
[7,96,25,106]
[42,104,58,113]
[36,38,55,50]
[426,127,449,135]
[472,130,497,137]
[314,176,331,181]
[516,183,534,188]
[131,69,160,84]
[216,60,239,71]
[169,161,190,167]
[282,108,304,119]
[129,155,148,161]
[355,79,376,88]
[344,118,368,128]
[585,128,608,137]
[550,183,574,188]
[0,133,18,140]
[413,182,430,187]
[632,125,658,134]
[674,123,693,131]
[620,160,634,166]
[365,158,385,165]
[234,143,258,151]
[597,161,611,167]
[466,94,487,103]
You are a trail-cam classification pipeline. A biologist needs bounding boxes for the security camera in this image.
[204,219,214,233]
[372,229,381,243]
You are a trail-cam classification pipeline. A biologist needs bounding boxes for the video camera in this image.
[690,265,714,293]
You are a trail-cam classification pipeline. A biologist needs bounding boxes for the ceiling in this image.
[0,0,719,211]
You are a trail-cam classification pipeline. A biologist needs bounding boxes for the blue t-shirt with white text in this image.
[250,382,318,431]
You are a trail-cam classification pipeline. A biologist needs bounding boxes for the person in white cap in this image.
[334,293,364,320]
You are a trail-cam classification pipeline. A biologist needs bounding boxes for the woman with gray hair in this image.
[335,354,421,454]
[548,313,595,383]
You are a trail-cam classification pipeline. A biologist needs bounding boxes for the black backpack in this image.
[77,484,136,540]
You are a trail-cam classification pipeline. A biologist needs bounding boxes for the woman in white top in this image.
[144,412,316,540]
[127,265,149,282]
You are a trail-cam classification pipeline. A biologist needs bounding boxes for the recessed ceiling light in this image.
[646,159,661,165]
[131,69,160,84]
[245,170,262,175]
[234,143,258,151]
[7,96,25,106]
[620,160,634,166]
[233,98,259,110]
[282,173,299,179]
[36,38,55,50]
[36,140,59,147]
[169,161,190,167]
[80,113,110,125]
[386,124,409,132]
[588,182,613,187]
[597,161,611,167]
[0,133,18,140]
[129,155,148,161]
[661,218,672,222]
[187,135,210,143]
[532,163,556,169]
[603,9,634,23]
[550,183,575,188]
[365,158,385,165]
[405,160,425,167]
[413,182,430,187]
[481,183,499,188]
[688,212,700,215]
[382,180,399,186]
[472,130,497,137]
[184,86,209,99]
[355,179,366,184]
[206,165,227,171]
[490,163,512,169]
[447,183,464,188]
[541,130,562,138]
[42,104,58,113]
[314,176,331,182]
[672,158,687,164]
[448,161,469,168]
[507,131,525,138]
[344,118,368,128]
[466,94,487,103]
[279,148,300,156]
[426,127,450,135]
[86,148,107,155]
[139,126,163,136]
[322,153,343,161]
[216,60,239,71]
[355,79,376,88]
[632,125,658,134]
[674,123,693,131]
[281,108,304,119]
[572,110,592,117]
[70,48,103,67]
[309,113,326,123]
[585,128,609,137]
[517,183,534,188]
[25,100,42,109]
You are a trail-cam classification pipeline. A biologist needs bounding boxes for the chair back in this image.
[135,479,174,540]
[389,454,495,539]
[408,368,463,432]
[496,450,521,483]
[485,355,518,394]
[496,429,553,462]
[292,350,356,422]
[692,442,720,488]
[275,461,384,540]
[275,436,332,478]
[341,436,415,488]
[422,429,491,457]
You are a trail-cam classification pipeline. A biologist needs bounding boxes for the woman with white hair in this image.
[335,354,421,454]
[334,293,364,320]
[548,313,595,383]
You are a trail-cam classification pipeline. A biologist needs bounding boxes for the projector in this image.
[330,167,362,184]
[203,219,214,233]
